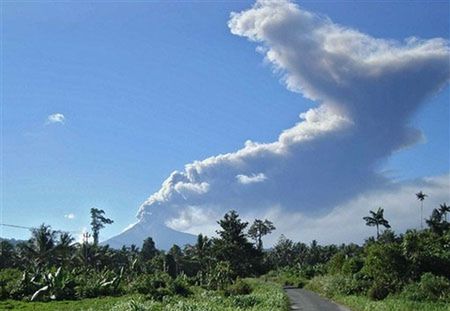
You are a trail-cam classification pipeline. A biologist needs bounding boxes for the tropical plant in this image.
[90,208,114,245]
[416,191,427,229]
[363,207,391,238]
[25,224,57,268]
[248,219,276,250]
[30,267,77,301]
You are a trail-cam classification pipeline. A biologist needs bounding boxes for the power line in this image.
[0,223,82,234]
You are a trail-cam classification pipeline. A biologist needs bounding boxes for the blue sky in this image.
[2,0,449,243]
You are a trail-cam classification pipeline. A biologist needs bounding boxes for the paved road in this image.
[284,287,350,311]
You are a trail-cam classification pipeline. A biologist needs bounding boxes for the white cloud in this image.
[261,174,450,246]
[236,173,268,184]
[46,113,65,124]
[64,213,76,220]
[116,0,449,245]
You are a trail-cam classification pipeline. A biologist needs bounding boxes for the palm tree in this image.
[55,232,75,267]
[26,224,57,268]
[363,207,391,239]
[416,191,427,229]
[438,203,450,222]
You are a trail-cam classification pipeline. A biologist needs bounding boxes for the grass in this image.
[0,279,289,311]
[335,295,450,311]
[303,275,450,311]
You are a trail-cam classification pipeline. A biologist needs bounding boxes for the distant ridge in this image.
[0,237,26,246]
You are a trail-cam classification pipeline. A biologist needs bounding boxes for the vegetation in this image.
[0,210,282,310]
[265,193,449,310]
[0,192,449,310]
[363,207,391,238]
[0,279,288,311]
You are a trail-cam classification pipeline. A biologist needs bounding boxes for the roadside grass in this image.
[304,275,450,311]
[335,295,450,311]
[0,279,289,311]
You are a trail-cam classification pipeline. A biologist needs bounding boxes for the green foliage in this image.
[362,242,406,291]
[223,278,252,296]
[75,269,123,298]
[368,280,390,301]
[248,219,276,250]
[30,267,77,301]
[140,237,158,262]
[213,210,264,277]
[0,269,22,300]
[335,294,450,311]
[170,276,192,297]
[90,208,114,246]
[363,207,391,238]
[264,267,308,288]
[306,274,371,298]
[206,261,234,291]
[127,272,172,300]
[401,273,450,303]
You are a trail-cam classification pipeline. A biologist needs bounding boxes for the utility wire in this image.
[0,223,82,234]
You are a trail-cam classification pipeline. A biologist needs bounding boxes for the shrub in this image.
[224,278,252,296]
[127,272,175,301]
[341,257,364,275]
[231,294,259,308]
[402,273,450,302]
[362,242,406,296]
[0,269,22,300]
[75,269,123,298]
[368,280,390,301]
[170,276,192,297]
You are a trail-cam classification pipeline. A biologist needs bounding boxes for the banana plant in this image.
[31,267,76,301]
[100,266,124,293]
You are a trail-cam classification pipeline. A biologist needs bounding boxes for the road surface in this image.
[284,287,350,311]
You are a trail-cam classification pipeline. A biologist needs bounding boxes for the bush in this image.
[362,242,406,298]
[341,257,364,275]
[170,276,192,297]
[305,274,371,298]
[231,294,259,308]
[75,269,123,298]
[0,269,22,300]
[368,280,390,301]
[265,267,307,288]
[224,278,252,296]
[127,272,175,301]
[402,273,450,302]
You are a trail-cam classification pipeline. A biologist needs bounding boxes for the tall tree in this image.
[363,207,391,239]
[213,210,261,277]
[248,219,276,250]
[416,191,427,229]
[90,208,114,245]
[216,210,248,244]
[141,237,158,261]
[26,224,57,267]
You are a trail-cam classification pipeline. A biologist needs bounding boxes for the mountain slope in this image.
[103,219,196,250]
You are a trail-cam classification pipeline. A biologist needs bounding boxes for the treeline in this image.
[1,197,449,305]
[0,210,274,302]
[267,199,450,304]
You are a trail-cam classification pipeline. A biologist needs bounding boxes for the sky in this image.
[2,0,449,245]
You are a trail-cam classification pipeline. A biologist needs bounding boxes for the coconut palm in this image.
[363,207,391,239]
[416,191,427,229]
[55,232,75,267]
[26,224,57,267]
